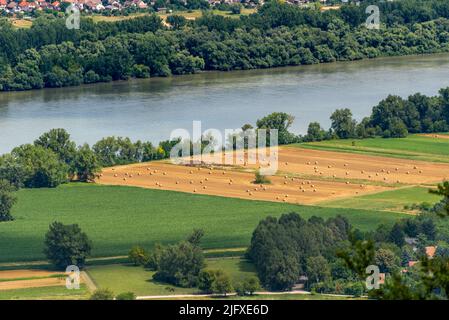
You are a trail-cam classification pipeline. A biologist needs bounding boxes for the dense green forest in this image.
[2,0,449,91]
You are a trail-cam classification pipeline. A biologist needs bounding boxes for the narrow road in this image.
[136,290,355,300]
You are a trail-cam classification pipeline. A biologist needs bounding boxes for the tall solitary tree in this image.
[44,221,92,270]
[0,179,16,221]
[330,108,357,139]
[73,144,101,182]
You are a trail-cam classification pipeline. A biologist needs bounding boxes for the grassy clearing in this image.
[204,257,257,283]
[89,9,255,24]
[0,184,404,263]
[87,257,257,296]
[90,13,148,23]
[11,19,33,29]
[319,186,442,213]
[0,284,89,300]
[298,135,449,163]
[87,264,196,296]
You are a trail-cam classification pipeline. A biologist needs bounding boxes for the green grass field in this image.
[319,186,441,213]
[298,134,449,162]
[0,184,405,263]
[0,285,89,300]
[87,257,257,296]
[87,264,196,296]
[205,257,257,283]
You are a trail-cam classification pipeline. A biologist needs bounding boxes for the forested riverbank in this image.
[2,0,449,91]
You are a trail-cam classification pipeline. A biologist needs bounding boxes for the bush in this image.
[132,64,151,78]
[90,288,115,300]
[235,276,261,296]
[198,269,221,294]
[116,292,136,300]
[343,281,365,297]
[128,245,149,266]
[253,171,271,184]
[152,230,206,287]
[211,271,233,296]
[153,241,205,287]
[146,243,164,270]
[84,70,100,84]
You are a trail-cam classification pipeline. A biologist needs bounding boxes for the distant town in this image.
[0,0,325,16]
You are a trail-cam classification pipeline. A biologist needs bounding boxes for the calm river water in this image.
[1,54,449,154]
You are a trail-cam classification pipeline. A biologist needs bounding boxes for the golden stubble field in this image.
[0,270,66,291]
[97,147,449,205]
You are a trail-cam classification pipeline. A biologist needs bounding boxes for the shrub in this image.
[116,292,136,300]
[235,276,261,296]
[128,245,149,266]
[90,288,114,300]
[198,269,220,294]
[253,171,271,184]
[211,271,233,296]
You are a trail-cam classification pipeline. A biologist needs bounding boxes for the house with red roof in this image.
[137,0,147,9]
[18,1,29,9]
[425,246,437,258]
[7,1,17,10]
[379,273,386,285]
[408,261,418,268]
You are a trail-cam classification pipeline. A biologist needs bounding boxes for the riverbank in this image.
[1,53,449,154]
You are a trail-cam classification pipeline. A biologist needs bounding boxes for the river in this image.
[1,54,449,154]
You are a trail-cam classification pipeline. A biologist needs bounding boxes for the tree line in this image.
[0,129,181,221]
[31,180,449,299]
[249,88,449,146]
[302,88,449,141]
[245,188,449,298]
[339,183,449,299]
[3,1,449,90]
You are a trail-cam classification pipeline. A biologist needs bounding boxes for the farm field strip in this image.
[98,146,449,206]
[98,161,390,205]
[1,184,404,263]
[318,186,441,213]
[0,269,70,291]
[300,135,449,163]
[0,285,89,300]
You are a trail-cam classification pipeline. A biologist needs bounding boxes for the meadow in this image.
[0,184,405,263]
[299,135,449,163]
[87,257,257,296]
[319,186,441,213]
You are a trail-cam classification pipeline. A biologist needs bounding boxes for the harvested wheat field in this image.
[0,270,66,291]
[270,146,449,185]
[98,146,449,205]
